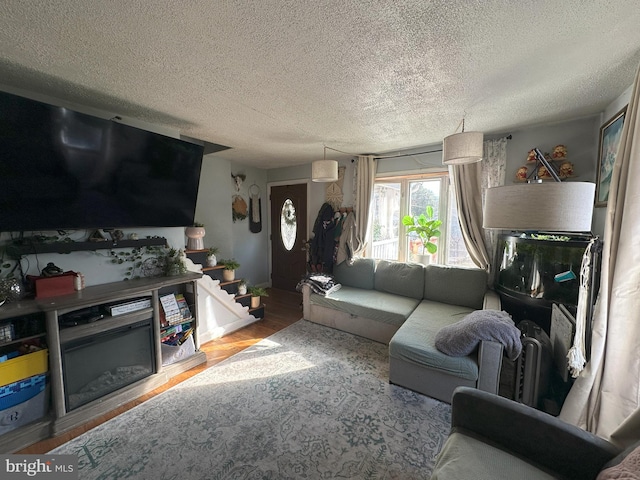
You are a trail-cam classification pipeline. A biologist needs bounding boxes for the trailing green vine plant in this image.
[108,245,186,279]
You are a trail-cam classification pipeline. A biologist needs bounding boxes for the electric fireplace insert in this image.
[60,318,156,412]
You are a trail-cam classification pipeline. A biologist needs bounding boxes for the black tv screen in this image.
[0,91,204,232]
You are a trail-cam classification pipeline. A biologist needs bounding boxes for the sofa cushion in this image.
[424,264,487,309]
[310,286,420,326]
[389,301,478,381]
[430,432,557,480]
[333,257,375,290]
[374,260,425,300]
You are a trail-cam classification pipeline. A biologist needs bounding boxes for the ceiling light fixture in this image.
[312,147,339,182]
[483,148,595,233]
[442,118,484,165]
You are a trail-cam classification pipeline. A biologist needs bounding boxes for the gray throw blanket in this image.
[435,310,522,360]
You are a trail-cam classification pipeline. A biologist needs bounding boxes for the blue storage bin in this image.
[0,374,49,435]
[0,374,46,410]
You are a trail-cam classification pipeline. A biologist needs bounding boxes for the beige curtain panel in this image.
[449,161,490,270]
[559,63,640,449]
[353,155,376,257]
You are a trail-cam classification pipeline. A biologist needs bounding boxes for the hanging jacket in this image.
[336,211,357,265]
[309,203,336,272]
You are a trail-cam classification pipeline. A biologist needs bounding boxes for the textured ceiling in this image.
[1,1,640,168]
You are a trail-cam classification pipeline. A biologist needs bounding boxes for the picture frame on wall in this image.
[595,106,627,207]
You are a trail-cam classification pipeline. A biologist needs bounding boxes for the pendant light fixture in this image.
[312,146,338,182]
[442,118,484,165]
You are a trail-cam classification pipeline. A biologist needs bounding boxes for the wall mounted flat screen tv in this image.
[0,91,204,232]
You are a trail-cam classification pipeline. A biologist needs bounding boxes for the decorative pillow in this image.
[435,310,522,360]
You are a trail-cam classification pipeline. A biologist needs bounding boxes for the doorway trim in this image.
[267,179,311,287]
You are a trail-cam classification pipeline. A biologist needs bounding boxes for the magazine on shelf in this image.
[174,294,193,323]
[159,294,182,326]
[159,293,193,327]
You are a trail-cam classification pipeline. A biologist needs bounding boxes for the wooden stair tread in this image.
[202,265,224,272]
[185,251,265,319]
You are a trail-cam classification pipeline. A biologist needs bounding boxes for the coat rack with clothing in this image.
[308,204,357,273]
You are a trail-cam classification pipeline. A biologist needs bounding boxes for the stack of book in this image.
[159,293,193,344]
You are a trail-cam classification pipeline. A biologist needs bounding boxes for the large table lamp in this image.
[483,148,595,233]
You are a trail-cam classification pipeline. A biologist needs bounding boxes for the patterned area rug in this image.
[51,320,451,479]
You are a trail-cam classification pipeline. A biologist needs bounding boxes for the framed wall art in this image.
[595,106,627,207]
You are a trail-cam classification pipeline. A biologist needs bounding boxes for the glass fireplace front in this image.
[61,318,156,411]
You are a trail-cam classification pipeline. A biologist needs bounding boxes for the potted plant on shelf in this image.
[160,248,187,276]
[206,247,219,267]
[220,259,240,282]
[402,205,442,265]
[237,279,247,295]
[185,222,205,250]
[248,286,268,309]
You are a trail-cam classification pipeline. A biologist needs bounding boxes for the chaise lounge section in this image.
[301,258,505,402]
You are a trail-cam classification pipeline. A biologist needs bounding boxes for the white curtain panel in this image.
[481,138,508,278]
[353,155,376,256]
[559,63,640,449]
[481,138,508,190]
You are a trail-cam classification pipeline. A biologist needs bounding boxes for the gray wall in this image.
[263,114,608,255]
[502,115,602,236]
[194,157,270,287]
[268,160,355,226]
[229,161,269,286]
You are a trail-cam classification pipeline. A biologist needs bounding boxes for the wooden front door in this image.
[270,183,308,291]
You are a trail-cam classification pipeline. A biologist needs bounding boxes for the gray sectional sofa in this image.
[301,258,504,403]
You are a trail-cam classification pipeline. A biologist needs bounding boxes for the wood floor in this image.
[18,288,302,454]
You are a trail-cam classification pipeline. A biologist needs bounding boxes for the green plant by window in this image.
[402,205,442,255]
[207,247,219,256]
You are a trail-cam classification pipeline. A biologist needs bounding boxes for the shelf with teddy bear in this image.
[515,144,577,182]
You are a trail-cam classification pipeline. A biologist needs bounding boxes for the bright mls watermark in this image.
[1,455,77,479]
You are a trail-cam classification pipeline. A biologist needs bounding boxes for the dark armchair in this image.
[430,387,626,480]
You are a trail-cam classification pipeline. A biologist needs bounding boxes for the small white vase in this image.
[250,296,261,308]
[206,254,217,267]
[238,284,247,295]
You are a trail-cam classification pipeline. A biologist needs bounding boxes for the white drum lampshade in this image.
[442,131,484,165]
[312,159,338,182]
[483,182,596,232]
